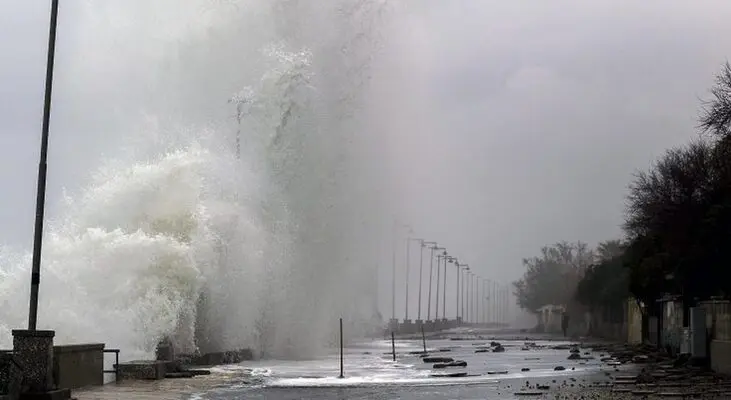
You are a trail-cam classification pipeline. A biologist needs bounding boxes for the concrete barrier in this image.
[53,343,105,390]
[117,361,166,380]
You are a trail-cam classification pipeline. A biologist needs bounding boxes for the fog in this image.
[3,0,731,331]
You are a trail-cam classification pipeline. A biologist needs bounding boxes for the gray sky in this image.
[3,1,731,321]
[376,0,731,288]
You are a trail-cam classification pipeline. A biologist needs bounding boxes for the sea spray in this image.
[0,0,393,360]
[0,139,268,360]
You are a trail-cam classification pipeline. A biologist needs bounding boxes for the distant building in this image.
[536,304,565,333]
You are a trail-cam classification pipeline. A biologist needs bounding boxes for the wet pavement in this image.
[77,329,638,399]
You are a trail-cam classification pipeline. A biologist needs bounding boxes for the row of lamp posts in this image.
[389,230,512,333]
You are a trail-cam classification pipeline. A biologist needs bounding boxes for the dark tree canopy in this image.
[513,241,593,313]
[575,252,628,311]
[700,62,731,137]
[522,63,731,316]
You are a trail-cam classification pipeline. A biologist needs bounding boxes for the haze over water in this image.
[3,0,731,364]
[0,0,397,360]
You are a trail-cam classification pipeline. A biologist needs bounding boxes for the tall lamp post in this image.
[28,0,60,332]
[492,280,498,325]
[472,275,479,322]
[426,245,444,326]
[462,267,471,322]
[417,241,435,327]
[435,250,448,327]
[482,278,488,325]
[465,270,471,324]
[446,257,458,322]
[457,263,468,325]
[404,237,423,324]
[441,253,448,322]
[390,221,411,332]
[15,2,72,397]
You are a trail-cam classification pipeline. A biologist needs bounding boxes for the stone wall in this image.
[53,343,105,389]
[698,300,731,373]
[661,300,684,354]
[582,298,642,343]
[627,299,643,344]
[0,352,21,399]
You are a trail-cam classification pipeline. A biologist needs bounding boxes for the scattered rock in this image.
[433,360,467,369]
[423,357,453,363]
[633,355,649,364]
[431,371,467,378]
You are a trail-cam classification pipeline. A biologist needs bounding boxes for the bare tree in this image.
[700,62,731,137]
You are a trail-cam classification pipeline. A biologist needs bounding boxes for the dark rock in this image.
[567,353,581,360]
[423,357,453,363]
[431,372,467,378]
[433,360,467,369]
[492,345,505,353]
[165,372,194,379]
[554,366,566,371]
[185,369,211,376]
[672,353,691,368]
[521,368,530,372]
[633,355,649,364]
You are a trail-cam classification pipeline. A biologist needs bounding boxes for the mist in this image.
[3,0,731,354]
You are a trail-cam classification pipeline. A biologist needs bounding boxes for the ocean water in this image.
[190,333,621,400]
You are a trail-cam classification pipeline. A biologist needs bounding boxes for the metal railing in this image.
[103,349,120,381]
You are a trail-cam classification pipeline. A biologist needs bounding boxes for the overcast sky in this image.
[3,1,731,320]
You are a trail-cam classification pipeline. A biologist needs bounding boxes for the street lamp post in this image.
[27,0,60,332]
[405,238,423,324]
[474,275,479,324]
[447,257,458,322]
[426,245,444,325]
[458,263,468,325]
[390,221,412,332]
[435,251,447,327]
[417,241,434,326]
[13,2,71,397]
[441,254,448,322]
[482,279,490,324]
[472,275,479,322]
[391,233,396,323]
[492,280,498,325]
[465,271,471,324]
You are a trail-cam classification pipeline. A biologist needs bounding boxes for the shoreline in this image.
[74,335,731,400]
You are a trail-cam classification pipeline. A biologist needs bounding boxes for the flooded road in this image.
[189,330,625,399]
